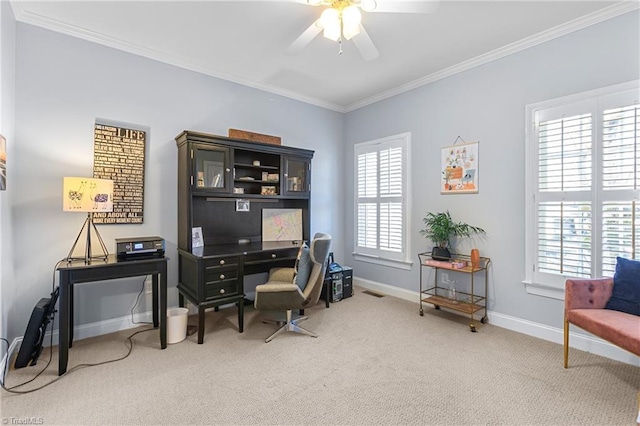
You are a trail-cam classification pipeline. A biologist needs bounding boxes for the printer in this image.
[116,236,165,261]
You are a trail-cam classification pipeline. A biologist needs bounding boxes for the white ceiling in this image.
[10,0,638,112]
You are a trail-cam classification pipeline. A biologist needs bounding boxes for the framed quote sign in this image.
[92,123,146,224]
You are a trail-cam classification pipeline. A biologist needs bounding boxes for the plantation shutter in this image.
[357,151,378,249]
[536,112,593,279]
[601,104,640,275]
[355,135,408,262]
[526,83,640,292]
[379,147,403,252]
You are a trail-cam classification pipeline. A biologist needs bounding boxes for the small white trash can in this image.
[166,307,189,344]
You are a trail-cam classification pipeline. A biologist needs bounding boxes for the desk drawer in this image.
[205,267,238,283]
[204,255,239,269]
[205,280,240,300]
[244,248,298,264]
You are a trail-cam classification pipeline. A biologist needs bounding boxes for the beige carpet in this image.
[1,286,639,425]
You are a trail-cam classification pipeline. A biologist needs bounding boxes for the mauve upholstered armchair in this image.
[564,278,640,368]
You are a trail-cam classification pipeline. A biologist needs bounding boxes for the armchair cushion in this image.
[268,267,295,283]
[292,242,312,290]
[605,256,640,316]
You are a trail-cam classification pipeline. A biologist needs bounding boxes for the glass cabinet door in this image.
[283,156,310,197]
[193,145,231,192]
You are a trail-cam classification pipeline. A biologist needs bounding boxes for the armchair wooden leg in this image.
[563,319,569,369]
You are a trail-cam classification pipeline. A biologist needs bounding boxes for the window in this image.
[354,133,411,268]
[525,81,639,296]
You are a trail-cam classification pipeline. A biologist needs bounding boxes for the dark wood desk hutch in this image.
[175,131,313,343]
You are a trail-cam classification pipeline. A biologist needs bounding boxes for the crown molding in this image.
[10,1,638,115]
[9,1,347,113]
[344,1,640,112]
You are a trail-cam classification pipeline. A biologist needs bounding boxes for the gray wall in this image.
[6,23,344,341]
[2,9,639,349]
[345,10,640,328]
[1,0,17,341]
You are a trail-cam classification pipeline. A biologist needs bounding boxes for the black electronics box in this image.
[116,236,165,261]
[321,254,353,302]
[342,266,353,299]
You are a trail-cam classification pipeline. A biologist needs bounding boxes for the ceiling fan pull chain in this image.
[339,36,343,55]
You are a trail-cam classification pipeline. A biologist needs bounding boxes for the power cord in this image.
[1,261,155,394]
[131,276,153,325]
[0,260,62,393]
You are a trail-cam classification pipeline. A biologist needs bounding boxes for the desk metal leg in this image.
[159,262,167,349]
[152,274,159,328]
[58,273,70,376]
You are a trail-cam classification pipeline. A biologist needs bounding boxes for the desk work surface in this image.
[57,254,168,270]
[187,241,303,258]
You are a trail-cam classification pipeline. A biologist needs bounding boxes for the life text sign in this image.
[92,123,145,224]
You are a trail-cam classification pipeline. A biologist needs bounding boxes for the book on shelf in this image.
[423,259,467,269]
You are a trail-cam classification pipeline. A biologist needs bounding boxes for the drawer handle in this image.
[220,289,225,294]
[220,274,225,280]
[219,259,225,265]
[271,253,276,258]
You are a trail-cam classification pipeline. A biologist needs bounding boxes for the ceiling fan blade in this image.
[204,0,309,3]
[352,24,379,61]
[369,0,440,13]
[285,20,323,55]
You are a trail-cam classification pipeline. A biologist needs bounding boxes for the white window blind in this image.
[526,82,640,292]
[601,103,640,275]
[354,133,410,264]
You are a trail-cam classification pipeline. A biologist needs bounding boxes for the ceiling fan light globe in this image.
[342,5,362,25]
[307,0,324,5]
[360,0,377,12]
[342,26,360,40]
[342,5,361,40]
[323,23,341,41]
[319,8,340,29]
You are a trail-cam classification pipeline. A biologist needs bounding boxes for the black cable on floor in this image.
[1,261,155,394]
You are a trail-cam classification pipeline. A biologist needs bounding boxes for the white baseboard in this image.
[355,276,417,303]
[55,311,155,345]
[354,276,640,367]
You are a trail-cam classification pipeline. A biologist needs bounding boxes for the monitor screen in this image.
[262,208,303,242]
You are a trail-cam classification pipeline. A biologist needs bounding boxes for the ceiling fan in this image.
[285,0,440,61]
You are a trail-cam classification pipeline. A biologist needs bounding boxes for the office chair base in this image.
[262,311,305,326]
[264,310,317,343]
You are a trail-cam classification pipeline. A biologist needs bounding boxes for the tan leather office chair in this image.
[254,233,332,343]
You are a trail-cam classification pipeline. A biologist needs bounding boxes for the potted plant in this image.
[420,210,486,260]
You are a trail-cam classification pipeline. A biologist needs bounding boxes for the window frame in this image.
[353,132,412,270]
[524,80,640,299]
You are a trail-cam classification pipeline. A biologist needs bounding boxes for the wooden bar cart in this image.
[418,252,490,332]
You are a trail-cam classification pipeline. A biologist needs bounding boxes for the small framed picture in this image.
[236,199,250,212]
[192,227,204,248]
